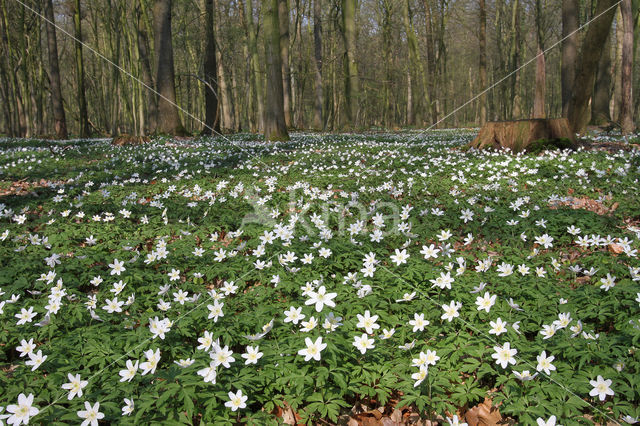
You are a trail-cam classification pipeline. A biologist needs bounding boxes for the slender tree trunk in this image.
[153,0,184,134]
[381,0,392,127]
[203,0,220,134]
[44,0,67,138]
[212,0,233,132]
[478,0,487,124]
[278,0,292,128]
[402,0,420,126]
[341,0,359,127]
[423,0,438,125]
[17,7,30,136]
[74,0,90,137]
[567,0,618,133]
[244,0,264,131]
[136,0,155,133]
[312,0,323,129]
[562,0,579,116]
[264,0,289,140]
[294,0,305,128]
[509,0,522,118]
[612,8,623,120]
[533,0,546,118]
[619,0,634,133]
[592,30,612,124]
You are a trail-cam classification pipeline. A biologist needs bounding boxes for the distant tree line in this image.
[0,0,637,140]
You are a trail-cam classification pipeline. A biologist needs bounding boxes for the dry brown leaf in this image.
[390,408,403,423]
[465,398,503,426]
[608,243,624,254]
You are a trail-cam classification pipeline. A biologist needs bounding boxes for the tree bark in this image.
[478,0,487,125]
[264,0,289,141]
[591,30,612,124]
[423,0,438,125]
[153,0,185,135]
[567,0,617,133]
[213,0,234,132]
[74,0,90,137]
[341,0,359,127]
[136,0,156,134]
[44,0,67,138]
[561,0,579,117]
[619,0,634,133]
[402,0,427,126]
[202,0,220,135]
[312,0,323,130]
[533,0,546,118]
[470,118,576,152]
[278,0,292,128]
[242,0,264,132]
[509,0,522,118]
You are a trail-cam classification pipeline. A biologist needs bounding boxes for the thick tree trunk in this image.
[342,0,359,127]
[567,0,617,133]
[264,0,289,141]
[202,0,220,135]
[44,0,67,138]
[561,0,579,117]
[470,118,576,152]
[533,0,546,118]
[74,0,90,137]
[312,0,323,130]
[619,0,634,133]
[478,0,487,124]
[153,0,185,135]
[278,0,292,128]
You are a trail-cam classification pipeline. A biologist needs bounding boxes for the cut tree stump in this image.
[468,118,576,153]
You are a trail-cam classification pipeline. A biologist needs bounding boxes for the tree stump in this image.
[468,118,576,153]
[111,134,151,146]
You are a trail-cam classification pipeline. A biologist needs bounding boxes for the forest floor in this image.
[0,130,639,425]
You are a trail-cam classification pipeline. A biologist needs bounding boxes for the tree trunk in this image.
[278,0,292,128]
[342,0,359,127]
[567,0,617,133]
[509,0,522,118]
[74,0,90,137]
[136,0,155,134]
[533,0,546,118]
[561,0,579,117]
[612,8,623,121]
[470,118,576,152]
[264,0,289,141]
[243,0,264,132]
[591,30,612,124]
[153,0,185,135]
[202,0,220,135]
[423,0,438,125]
[213,0,233,132]
[402,0,428,127]
[478,0,487,125]
[312,0,323,130]
[381,0,392,127]
[44,0,67,138]
[619,0,634,133]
